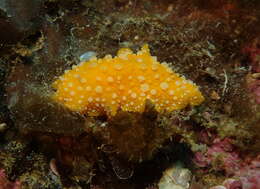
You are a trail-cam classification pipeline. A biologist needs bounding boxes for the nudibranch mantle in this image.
[52,45,204,116]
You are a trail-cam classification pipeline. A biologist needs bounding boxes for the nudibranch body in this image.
[52,45,204,116]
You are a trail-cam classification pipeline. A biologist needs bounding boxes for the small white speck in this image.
[140,93,145,97]
[88,97,93,102]
[73,74,80,78]
[64,88,68,91]
[150,89,157,95]
[175,81,181,85]
[107,76,114,82]
[66,98,72,102]
[151,56,157,62]
[86,86,92,91]
[131,93,137,98]
[68,82,73,87]
[137,58,143,62]
[95,86,103,93]
[138,76,145,81]
[160,82,169,90]
[161,62,168,68]
[111,101,116,104]
[154,74,160,79]
[80,78,87,83]
[166,68,172,73]
[89,62,97,67]
[114,64,123,70]
[140,64,147,70]
[119,85,124,90]
[169,90,174,95]
[104,54,112,59]
[70,91,75,96]
[112,93,117,99]
[80,95,84,99]
[77,86,83,91]
[151,64,158,71]
[137,51,143,55]
[100,65,107,70]
[140,83,149,91]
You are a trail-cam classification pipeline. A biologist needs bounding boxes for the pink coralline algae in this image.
[194,134,260,189]
[243,39,260,104]
[0,170,21,189]
[243,39,260,73]
[194,137,241,175]
[247,79,260,104]
[235,156,260,189]
[210,156,260,189]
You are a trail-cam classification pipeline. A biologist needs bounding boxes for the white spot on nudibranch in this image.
[150,89,157,95]
[160,82,169,90]
[107,76,114,82]
[95,86,103,93]
[140,83,149,92]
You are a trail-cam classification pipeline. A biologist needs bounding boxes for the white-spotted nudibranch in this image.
[52,45,204,116]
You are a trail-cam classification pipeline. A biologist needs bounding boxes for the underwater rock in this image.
[0,0,44,44]
[0,0,43,31]
[158,162,191,189]
[6,64,85,136]
[193,138,241,175]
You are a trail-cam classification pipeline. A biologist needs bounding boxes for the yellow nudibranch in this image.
[52,45,204,116]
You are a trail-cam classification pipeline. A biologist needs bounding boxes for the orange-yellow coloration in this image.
[52,45,204,116]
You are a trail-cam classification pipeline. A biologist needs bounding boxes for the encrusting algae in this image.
[52,45,204,116]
